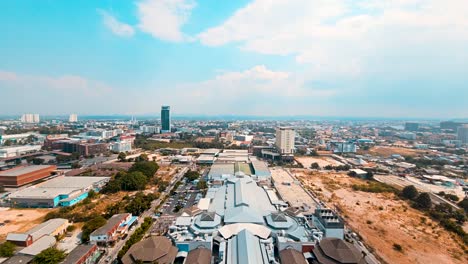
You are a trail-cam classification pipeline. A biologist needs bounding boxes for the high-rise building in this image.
[161,106,171,133]
[405,122,419,131]
[69,114,78,123]
[440,121,468,131]
[457,125,468,144]
[275,127,295,154]
[21,114,40,123]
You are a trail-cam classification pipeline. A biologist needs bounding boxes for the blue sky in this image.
[1,0,467,118]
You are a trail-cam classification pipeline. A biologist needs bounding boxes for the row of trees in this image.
[402,185,468,244]
[117,217,153,261]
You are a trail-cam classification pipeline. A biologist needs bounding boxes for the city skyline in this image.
[1,0,468,118]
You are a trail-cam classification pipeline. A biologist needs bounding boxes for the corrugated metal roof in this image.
[18,235,56,256]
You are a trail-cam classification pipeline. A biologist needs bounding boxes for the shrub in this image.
[393,243,403,252]
[0,242,15,257]
[402,185,418,200]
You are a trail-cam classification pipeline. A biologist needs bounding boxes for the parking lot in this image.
[160,182,202,215]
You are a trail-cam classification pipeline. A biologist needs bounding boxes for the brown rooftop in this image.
[185,248,212,264]
[313,238,365,264]
[122,236,177,264]
[280,248,308,264]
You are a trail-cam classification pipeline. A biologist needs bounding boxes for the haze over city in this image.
[1,0,467,118]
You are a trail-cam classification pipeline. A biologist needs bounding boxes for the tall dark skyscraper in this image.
[161,106,171,133]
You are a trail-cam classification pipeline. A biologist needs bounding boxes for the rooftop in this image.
[62,245,97,264]
[91,213,129,236]
[10,176,109,199]
[0,165,55,177]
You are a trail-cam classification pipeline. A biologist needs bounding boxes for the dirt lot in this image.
[358,146,429,158]
[295,170,467,264]
[0,208,51,242]
[295,156,344,168]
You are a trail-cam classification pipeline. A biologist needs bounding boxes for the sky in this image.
[1,0,467,118]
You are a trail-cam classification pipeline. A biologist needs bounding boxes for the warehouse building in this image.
[9,176,109,208]
[0,145,42,158]
[0,165,57,188]
[7,218,68,247]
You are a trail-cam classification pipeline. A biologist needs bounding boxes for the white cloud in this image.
[198,0,468,78]
[0,70,113,95]
[136,0,195,42]
[151,65,335,115]
[99,10,135,37]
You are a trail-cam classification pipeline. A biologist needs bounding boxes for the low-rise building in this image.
[9,176,109,208]
[109,140,132,153]
[0,145,42,158]
[0,165,57,188]
[90,213,135,245]
[7,218,68,247]
[62,244,101,264]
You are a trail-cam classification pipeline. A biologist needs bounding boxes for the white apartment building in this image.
[140,125,160,134]
[69,114,78,123]
[275,127,295,154]
[109,140,132,153]
[21,114,40,123]
[457,125,468,144]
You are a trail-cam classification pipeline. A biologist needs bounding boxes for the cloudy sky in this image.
[1,0,467,118]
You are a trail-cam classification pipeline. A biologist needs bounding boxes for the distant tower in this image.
[405,122,419,131]
[21,113,40,123]
[69,114,78,123]
[457,125,468,144]
[275,127,295,154]
[161,106,171,133]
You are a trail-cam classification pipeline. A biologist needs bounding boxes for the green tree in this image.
[402,185,419,200]
[310,162,320,169]
[81,216,107,242]
[120,172,148,191]
[3,140,13,146]
[415,193,432,210]
[118,152,127,162]
[102,178,122,193]
[458,198,468,214]
[197,180,208,190]
[32,247,66,264]
[136,153,149,162]
[87,189,97,199]
[32,158,45,165]
[0,242,15,257]
[125,192,154,216]
[184,170,200,181]
[129,161,159,179]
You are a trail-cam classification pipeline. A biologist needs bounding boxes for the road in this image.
[374,175,461,210]
[346,230,380,264]
[98,166,189,263]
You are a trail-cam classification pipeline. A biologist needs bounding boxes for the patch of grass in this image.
[351,181,398,194]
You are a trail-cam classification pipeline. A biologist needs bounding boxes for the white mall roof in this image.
[197,198,211,211]
[219,223,271,240]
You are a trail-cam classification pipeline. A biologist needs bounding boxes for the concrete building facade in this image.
[275,127,295,154]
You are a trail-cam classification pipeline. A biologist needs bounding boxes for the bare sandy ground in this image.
[0,208,51,242]
[295,156,344,168]
[297,171,467,264]
[357,146,428,157]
